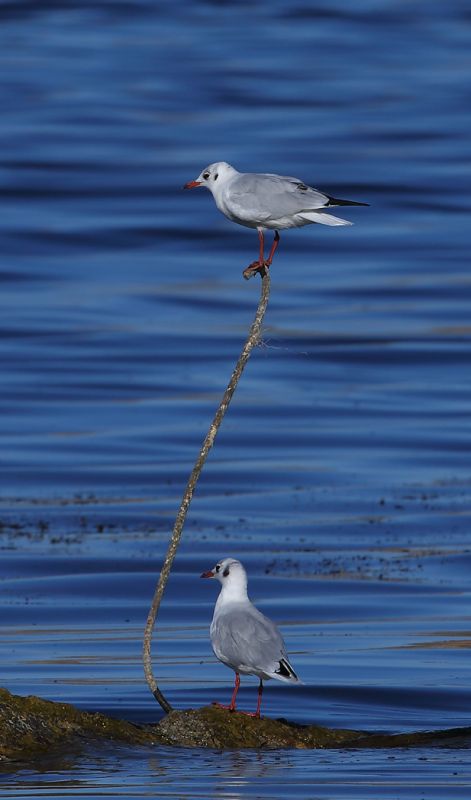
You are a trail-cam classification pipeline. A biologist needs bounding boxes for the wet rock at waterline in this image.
[156,705,364,748]
[1,688,470,762]
[0,687,155,761]
[155,706,471,749]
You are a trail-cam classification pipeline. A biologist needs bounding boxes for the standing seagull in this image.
[201,557,300,717]
[184,162,368,279]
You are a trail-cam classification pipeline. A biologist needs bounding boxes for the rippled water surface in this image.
[1,0,471,797]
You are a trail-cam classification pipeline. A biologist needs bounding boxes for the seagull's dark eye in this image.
[223,567,230,577]
[203,172,210,179]
[215,564,220,573]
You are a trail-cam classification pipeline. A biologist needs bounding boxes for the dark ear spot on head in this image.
[214,173,218,181]
[223,566,230,577]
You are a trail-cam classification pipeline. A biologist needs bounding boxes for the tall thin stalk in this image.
[143,271,271,713]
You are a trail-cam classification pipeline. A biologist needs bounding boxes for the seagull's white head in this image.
[184,162,238,194]
[201,557,248,597]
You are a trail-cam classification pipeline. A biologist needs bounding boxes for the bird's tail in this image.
[272,658,303,684]
[301,211,353,227]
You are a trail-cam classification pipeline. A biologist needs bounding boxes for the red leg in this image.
[256,678,263,717]
[229,672,241,710]
[213,672,240,712]
[241,679,263,718]
[243,230,265,279]
[243,230,279,280]
[266,231,280,266]
[234,679,263,718]
[258,229,265,265]
[214,675,263,719]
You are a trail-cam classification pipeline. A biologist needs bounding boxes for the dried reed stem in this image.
[143,270,271,713]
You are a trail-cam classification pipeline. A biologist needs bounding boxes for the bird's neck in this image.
[216,577,249,607]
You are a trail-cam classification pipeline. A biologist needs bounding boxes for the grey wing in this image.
[211,606,287,672]
[228,173,330,223]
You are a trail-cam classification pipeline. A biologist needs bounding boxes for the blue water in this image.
[1,0,471,797]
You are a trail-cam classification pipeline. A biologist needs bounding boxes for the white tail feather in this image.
[301,211,353,227]
[269,671,304,685]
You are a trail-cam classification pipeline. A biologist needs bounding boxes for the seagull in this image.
[201,557,300,717]
[184,162,368,279]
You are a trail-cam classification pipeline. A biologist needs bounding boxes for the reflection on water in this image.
[2,746,471,799]
[1,0,471,797]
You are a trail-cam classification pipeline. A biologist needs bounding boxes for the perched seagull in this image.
[184,162,368,279]
[201,557,300,717]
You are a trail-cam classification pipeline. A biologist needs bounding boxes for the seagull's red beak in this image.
[200,569,215,578]
[184,180,202,189]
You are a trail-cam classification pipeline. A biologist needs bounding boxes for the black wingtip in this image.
[276,658,299,680]
[326,195,369,207]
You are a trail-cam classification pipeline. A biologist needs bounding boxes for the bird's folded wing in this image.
[212,606,286,670]
[227,173,330,223]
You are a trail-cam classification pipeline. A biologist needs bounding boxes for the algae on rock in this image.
[0,687,157,761]
[1,687,470,763]
[157,705,364,749]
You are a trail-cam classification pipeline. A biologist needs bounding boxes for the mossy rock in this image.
[0,688,363,757]
[157,705,365,748]
[1,687,470,762]
[0,687,157,761]
[157,706,471,750]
